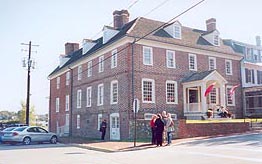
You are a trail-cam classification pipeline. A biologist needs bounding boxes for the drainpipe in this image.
[68,66,74,141]
[239,56,245,119]
[131,40,136,147]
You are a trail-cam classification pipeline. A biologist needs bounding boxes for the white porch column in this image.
[201,83,207,112]
[220,83,226,107]
[183,85,187,113]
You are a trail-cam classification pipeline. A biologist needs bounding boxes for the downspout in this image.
[240,56,245,118]
[131,40,136,147]
[68,66,74,140]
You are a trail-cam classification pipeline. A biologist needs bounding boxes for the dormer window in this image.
[174,25,181,39]
[164,21,182,39]
[213,35,219,46]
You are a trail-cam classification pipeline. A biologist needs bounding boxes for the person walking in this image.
[154,114,165,147]
[150,114,157,145]
[165,113,174,146]
[100,119,107,140]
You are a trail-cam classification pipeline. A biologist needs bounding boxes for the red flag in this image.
[229,84,240,97]
[204,82,216,97]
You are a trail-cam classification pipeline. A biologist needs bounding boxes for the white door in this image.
[110,113,120,140]
[65,114,69,134]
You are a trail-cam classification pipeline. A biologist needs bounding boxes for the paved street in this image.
[0,132,261,164]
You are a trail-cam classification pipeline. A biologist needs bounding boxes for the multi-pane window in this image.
[97,114,102,130]
[111,80,118,104]
[65,95,69,111]
[87,61,92,77]
[226,86,235,106]
[78,65,82,80]
[98,56,104,73]
[166,50,176,68]
[56,77,60,89]
[257,70,262,84]
[213,35,219,46]
[55,97,59,112]
[253,49,259,61]
[76,115,80,129]
[245,68,254,84]
[66,72,70,86]
[86,87,92,107]
[188,54,197,71]
[209,88,217,104]
[174,25,181,39]
[208,57,216,70]
[166,81,177,104]
[77,89,82,108]
[143,46,153,65]
[246,48,252,60]
[111,49,117,68]
[142,79,155,103]
[225,60,232,75]
[97,84,104,106]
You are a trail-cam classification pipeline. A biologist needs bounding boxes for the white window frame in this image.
[166,50,176,68]
[111,49,117,68]
[142,78,155,103]
[77,89,82,108]
[208,57,216,70]
[188,53,197,71]
[87,61,92,77]
[78,65,82,80]
[110,80,118,104]
[226,86,235,106]
[66,72,70,86]
[55,97,60,113]
[97,114,102,130]
[98,56,104,73]
[76,115,80,129]
[86,87,92,107]
[174,24,181,39]
[56,77,60,89]
[166,80,178,104]
[213,35,219,46]
[65,95,69,111]
[97,84,104,106]
[209,88,218,104]
[225,59,232,75]
[143,46,153,66]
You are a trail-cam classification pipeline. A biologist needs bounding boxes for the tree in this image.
[17,101,36,125]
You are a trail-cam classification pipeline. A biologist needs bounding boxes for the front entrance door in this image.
[110,113,120,140]
[65,114,69,134]
[187,87,200,112]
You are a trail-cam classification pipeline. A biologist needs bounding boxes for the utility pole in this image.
[21,41,39,125]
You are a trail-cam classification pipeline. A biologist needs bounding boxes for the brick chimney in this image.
[65,42,79,55]
[113,10,129,29]
[256,36,261,46]
[206,18,216,32]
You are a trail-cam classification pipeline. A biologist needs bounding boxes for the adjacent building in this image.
[49,10,243,140]
[225,37,262,117]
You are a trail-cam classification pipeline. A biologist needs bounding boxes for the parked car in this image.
[1,126,58,145]
[0,127,17,143]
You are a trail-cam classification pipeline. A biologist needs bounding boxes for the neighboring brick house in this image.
[225,37,262,117]
[48,10,243,140]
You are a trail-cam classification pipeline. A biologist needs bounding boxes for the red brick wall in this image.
[177,120,249,138]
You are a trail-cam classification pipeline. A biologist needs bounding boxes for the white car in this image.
[2,126,58,145]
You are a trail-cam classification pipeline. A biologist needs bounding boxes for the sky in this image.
[0,0,261,114]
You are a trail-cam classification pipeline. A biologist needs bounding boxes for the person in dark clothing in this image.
[154,114,165,146]
[100,119,107,140]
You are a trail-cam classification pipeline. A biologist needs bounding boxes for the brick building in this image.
[48,10,243,140]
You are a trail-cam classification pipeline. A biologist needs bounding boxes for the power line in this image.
[143,0,172,17]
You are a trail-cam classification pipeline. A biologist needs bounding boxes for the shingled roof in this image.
[49,17,238,77]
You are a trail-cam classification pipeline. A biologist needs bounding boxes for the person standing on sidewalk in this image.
[150,114,157,145]
[154,114,165,146]
[165,113,174,146]
[100,119,107,140]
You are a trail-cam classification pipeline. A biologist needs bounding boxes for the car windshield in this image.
[3,127,16,131]
[13,127,27,132]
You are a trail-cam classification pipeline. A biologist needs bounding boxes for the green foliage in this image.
[17,101,36,125]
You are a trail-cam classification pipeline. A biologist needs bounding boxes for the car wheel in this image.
[23,137,31,145]
[50,136,57,144]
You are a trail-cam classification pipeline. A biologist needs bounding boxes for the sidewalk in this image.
[62,137,206,153]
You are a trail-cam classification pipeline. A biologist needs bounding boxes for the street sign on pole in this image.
[133,98,140,113]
